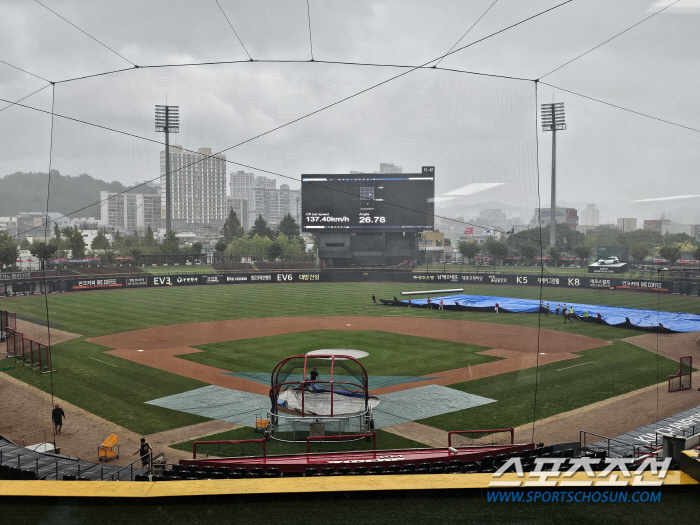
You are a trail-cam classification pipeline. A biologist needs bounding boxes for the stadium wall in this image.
[0,270,680,297]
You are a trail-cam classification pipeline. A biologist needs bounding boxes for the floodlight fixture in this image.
[540,103,567,248]
[155,105,180,233]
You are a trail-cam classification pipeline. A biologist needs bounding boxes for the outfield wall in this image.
[0,270,686,298]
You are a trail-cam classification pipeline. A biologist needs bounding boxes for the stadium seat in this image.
[552,450,563,458]
[563,449,575,458]
[415,468,429,474]
[481,468,496,474]
[322,468,335,476]
[370,466,383,474]
[62,474,76,481]
[210,472,226,480]
[304,468,318,477]
[354,467,367,474]
[430,466,445,474]
[250,467,264,476]
[151,475,166,481]
[461,465,477,473]
[229,473,244,479]
[21,470,38,480]
[446,466,460,474]
[542,446,554,455]
[234,467,247,475]
[10,467,22,480]
[162,469,176,477]
[266,468,280,477]
[417,462,431,470]
[433,461,446,469]
[494,454,509,466]
[520,450,532,459]
[480,456,495,470]
[202,466,216,475]
[449,460,461,467]
[338,467,351,475]
[531,448,543,457]
[186,465,199,474]
[134,474,150,481]
[218,467,231,476]
[193,470,208,479]
[246,472,261,478]
[387,465,401,473]
[185,477,199,481]
[76,477,91,481]
[172,464,186,472]
[263,472,278,478]
[402,464,416,472]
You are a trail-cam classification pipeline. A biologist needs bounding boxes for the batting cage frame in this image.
[268,354,376,443]
[5,328,54,373]
[668,356,692,392]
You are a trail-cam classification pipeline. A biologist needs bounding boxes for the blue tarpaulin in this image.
[401,294,700,333]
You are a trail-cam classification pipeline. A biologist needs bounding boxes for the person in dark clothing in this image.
[597,313,603,324]
[134,438,152,470]
[393,296,398,306]
[372,294,376,305]
[52,404,66,435]
[309,368,319,381]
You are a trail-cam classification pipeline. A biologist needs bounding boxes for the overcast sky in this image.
[1,0,699,225]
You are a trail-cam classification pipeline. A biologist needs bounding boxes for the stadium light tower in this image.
[155,105,180,233]
[541,103,566,248]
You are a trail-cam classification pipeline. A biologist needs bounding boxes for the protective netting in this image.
[2,3,699,465]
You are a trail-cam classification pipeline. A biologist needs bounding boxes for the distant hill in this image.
[0,171,157,219]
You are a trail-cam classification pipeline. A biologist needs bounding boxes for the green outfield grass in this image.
[420,341,680,432]
[4,282,697,339]
[183,331,498,376]
[1,281,696,440]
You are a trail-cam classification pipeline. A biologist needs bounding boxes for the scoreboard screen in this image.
[301,167,435,233]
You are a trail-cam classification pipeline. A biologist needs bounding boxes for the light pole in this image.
[540,103,566,248]
[155,105,180,234]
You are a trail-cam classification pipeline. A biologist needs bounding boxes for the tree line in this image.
[455,224,700,267]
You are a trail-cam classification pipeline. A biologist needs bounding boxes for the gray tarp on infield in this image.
[222,372,445,390]
[146,384,495,430]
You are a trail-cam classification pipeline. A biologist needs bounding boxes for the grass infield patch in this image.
[181,330,498,377]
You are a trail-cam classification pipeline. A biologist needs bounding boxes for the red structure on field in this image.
[668,356,692,392]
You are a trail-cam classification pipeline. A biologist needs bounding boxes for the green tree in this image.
[230,236,250,262]
[29,239,58,268]
[572,245,591,266]
[91,230,111,251]
[215,239,228,254]
[694,245,700,264]
[456,240,481,264]
[0,231,19,268]
[69,226,86,259]
[519,242,539,265]
[248,215,274,239]
[659,245,681,266]
[53,223,61,239]
[268,240,283,261]
[161,230,180,254]
[276,213,301,241]
[144,226,156,248]
[190,242,203,254]
[629,244,651,266]
[547,245,564,267]
[248,234,272,261]
[484,237,509,264]
[221,209,245,242]
[20,238,31,250]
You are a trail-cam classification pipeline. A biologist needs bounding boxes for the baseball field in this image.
[2,280,699,462]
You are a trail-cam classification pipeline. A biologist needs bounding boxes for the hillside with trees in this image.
[0,170,157,218]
